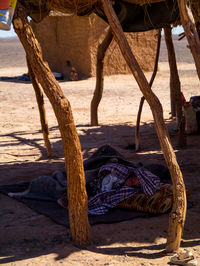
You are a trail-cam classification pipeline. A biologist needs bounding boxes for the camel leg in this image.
[13,4,90,245]
[91,28,113,126]
[135,96,145,151]
[135,29,161,151]
[101,0,186,253]
[27,57,53,157]
[165,30,176,119]
[178,0,200,80]
[164,27,186,148]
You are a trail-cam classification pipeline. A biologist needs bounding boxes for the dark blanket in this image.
[0,145,171,227]
[95,0,180,32]
[0,72,64,82]
[0,74,31,82]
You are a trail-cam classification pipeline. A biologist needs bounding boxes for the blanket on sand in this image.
[0,145,171,227]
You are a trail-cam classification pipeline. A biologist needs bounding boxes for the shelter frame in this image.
[10,0,200,253]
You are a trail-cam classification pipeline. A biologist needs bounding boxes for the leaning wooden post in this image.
[177,0,200,80]
[13,4,90,245]
[164,27,186,148]
[27,57,53,157]
[135,29,161,151]
[101,0,186,252]
[190,0,200,38]
[91,28,113,126]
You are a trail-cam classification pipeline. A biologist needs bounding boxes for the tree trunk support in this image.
[135,29,161,151]
[27,57,53,157]
[91,28,113,126]
[164,27,187,148]
[177,0,200,80]
[101,0,187,253]
[13,3,90,245]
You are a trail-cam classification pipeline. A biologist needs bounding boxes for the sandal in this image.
[170,250,197,265]
[186,260,198,266]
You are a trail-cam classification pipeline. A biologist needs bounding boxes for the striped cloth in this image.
[88,163,160,215]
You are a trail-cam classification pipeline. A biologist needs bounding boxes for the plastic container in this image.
[0,0,9,10]
[0,0,17,31]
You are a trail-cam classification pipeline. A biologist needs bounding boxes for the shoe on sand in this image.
[186,260,198,266]
[170,250,197,265]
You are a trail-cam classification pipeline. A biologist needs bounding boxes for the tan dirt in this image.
[0,36,200,265]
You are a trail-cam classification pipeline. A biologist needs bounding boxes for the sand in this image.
[0,35,200,265]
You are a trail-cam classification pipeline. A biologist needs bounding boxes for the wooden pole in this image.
[135,29,161,151]
[13,3,90,245]
[190,0,200,38]
[164,27,186,148]
[101,0,187,252]
[177,0,200,80]
[27,57,53,157]
[91,28,113,126]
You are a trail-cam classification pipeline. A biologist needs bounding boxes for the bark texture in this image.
[190,0,200,38]
[91,28,113,126]
[27,57,53,157]
[101,0,186,252]
[13,3,90,245]
[177,0,200,81]
[164,27,186,148]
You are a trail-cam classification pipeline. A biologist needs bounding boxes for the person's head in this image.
[70,67,78,81]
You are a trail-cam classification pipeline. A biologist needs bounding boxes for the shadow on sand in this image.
[0,121,200,263]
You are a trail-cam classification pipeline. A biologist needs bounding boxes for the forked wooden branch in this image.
[13,3,90,245]
[135,29,161,151]
[177,0,200,80]
[101,0,186,252]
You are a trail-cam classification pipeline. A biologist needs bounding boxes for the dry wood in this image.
[164,27,186,148]
[101,0,186,252]
[27,57,53,157]
[91,28,113,126]
[135,29,161,151]
[177,0,200,81]
[13,3,90,245]
[190,0,200,34]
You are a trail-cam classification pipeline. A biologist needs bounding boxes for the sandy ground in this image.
[0,36,200,265]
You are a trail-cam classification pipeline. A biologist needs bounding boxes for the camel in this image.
[7,0,200,253]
